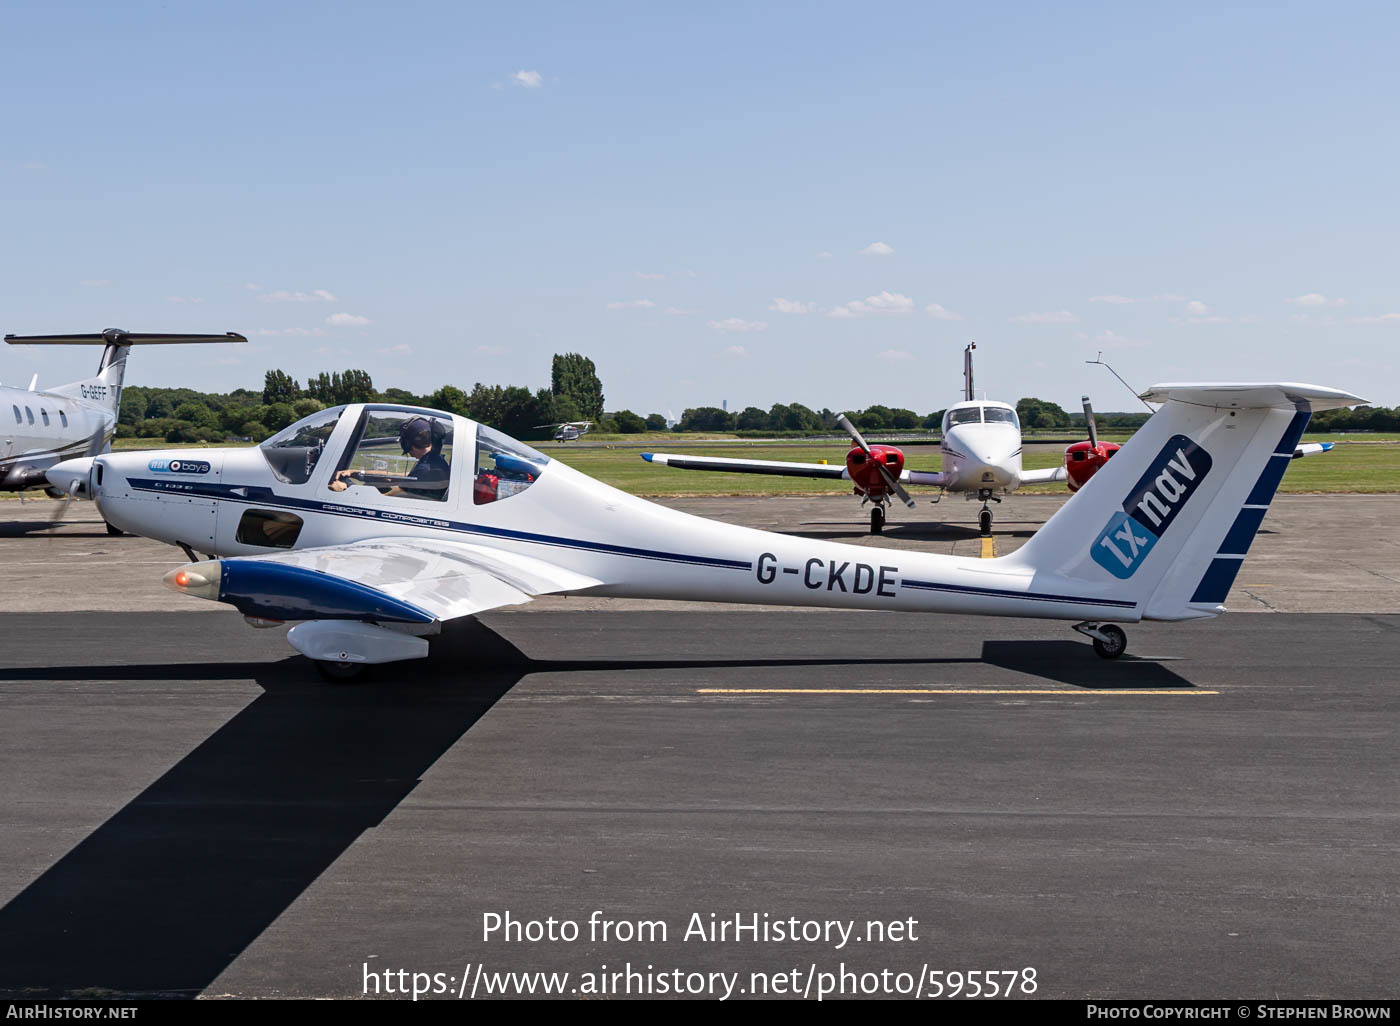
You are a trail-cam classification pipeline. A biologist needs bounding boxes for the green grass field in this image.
[104,433,1400,495]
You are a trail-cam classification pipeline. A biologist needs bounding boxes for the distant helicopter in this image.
[535,420,593,442]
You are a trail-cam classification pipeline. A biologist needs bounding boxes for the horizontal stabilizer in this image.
[1139,382,1367,412]
[5,329,247,346]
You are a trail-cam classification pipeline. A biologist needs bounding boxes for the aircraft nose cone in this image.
[46,457,94,498]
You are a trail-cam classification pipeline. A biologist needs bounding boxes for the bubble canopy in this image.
[258,403,551,503]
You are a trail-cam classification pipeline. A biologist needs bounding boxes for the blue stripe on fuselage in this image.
[125,477,754,572]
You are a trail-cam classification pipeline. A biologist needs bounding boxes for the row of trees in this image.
[119,354,1391,445]
[1310,405,1400,432]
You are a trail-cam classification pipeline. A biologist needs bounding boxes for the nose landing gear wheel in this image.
[870,506,884,534]
[978,507,993,535]
[1091,625,1127,660]
[315,659,368,682]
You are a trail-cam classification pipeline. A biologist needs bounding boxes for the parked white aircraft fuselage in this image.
[935,399,1025,494]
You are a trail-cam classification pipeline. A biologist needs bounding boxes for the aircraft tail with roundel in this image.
[1003,383,1365,620]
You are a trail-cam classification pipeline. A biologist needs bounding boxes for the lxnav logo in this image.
[1091,434,1213,579]
[148,458,211,475]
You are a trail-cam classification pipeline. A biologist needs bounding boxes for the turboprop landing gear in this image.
[1073,621,1127,660]
[870,505,885,535]
[105,521,123,536]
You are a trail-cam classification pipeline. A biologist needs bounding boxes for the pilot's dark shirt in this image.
[401,451,450,500]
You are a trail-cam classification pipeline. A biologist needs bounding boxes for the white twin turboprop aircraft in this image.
[47,380,1362,679]
[0,329,245,496]
[642,343,1070,535]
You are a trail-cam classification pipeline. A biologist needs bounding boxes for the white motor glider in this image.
[47,381,1363,678]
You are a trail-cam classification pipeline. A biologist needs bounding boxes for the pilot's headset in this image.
[398,416,448,455]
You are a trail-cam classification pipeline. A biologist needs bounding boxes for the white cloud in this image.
[665,306,698,316]
[511,69,543,88]
[1091,329,1150,349]
[244,282,263,291]
[878,349,915,361]
[326,312,370,327]
[817,251,833,259]
[261,289,337,303]
[253,327,328,337]
[607,298,655,310]
[1185,300,1210,316]
[378,343,412,355]
[722,345,750,357]
[475,344,508,355]
[1009,309,1077,324]
[1352,312,1400,323]
[860,241,894,256]
[769,297,814,314]
[709,318,767,334]
[925,303,962,321]
[167,296,204,304]
[828,291,916,318]
[1089,295,1137,305]
[1288,293,1346,307]
[635,271,666,280]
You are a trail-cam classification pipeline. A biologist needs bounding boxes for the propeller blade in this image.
[877,463,917,508]
[1081,395,1098,448]
[46,427,104,538]
[836,413,872,454]
[46,478,81,541]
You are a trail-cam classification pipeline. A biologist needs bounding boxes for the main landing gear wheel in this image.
[870,506,885,535]
[978,507,993,535]
[105,521,124,536]
[315,659,368,682]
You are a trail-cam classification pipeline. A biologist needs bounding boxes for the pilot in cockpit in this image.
[328,415,451,500]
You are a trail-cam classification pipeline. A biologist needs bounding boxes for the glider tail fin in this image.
[1006,383,1364,620]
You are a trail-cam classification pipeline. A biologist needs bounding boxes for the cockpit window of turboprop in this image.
[983,407,1019,426]
[260,405,346,485]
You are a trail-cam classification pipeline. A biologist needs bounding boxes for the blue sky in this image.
[2,1,1396,415]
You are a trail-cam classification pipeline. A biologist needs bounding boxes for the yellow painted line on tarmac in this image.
[979,535,997,558]
[698,688,1218,696]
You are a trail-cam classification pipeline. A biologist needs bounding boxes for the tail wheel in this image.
[315,659,368,682]
[978,508,993,535]
[870,506,884,534]
[1092,625,1127,660]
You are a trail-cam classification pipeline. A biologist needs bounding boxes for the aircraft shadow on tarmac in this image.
[0,520,110,538]
[788,520,1045,542]
[0,620,1196,999]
